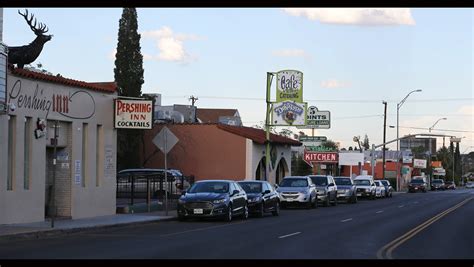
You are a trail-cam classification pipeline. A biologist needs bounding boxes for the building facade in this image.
[141,123,301,186]
[0,67,117,224]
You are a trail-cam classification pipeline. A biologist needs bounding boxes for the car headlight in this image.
[249,197,261,203]
[300,189,309,194]
[178,199,186,204]
[317,189,326,195]
[213,199,226,204]
[365,188,371,192]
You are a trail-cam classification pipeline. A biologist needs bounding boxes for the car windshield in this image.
[445,181,453,184]
[433,180,444,184]
[354,180,371,186]
[411,179,424,184]
[310,176,328,186]
[280,179,308,187]
[335,178,352,185]
[188,182,229,193]
[238,182,262,193]
[380,181,389,186]
[374,181,381,186]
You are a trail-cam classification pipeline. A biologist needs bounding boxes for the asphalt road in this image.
[0,189,473,259]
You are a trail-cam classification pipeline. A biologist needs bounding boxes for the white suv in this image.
[276,176,317,209]
[354,175,376,200]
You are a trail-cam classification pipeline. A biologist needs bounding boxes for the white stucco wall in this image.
[0,72,117,224]
[245,141,293,185]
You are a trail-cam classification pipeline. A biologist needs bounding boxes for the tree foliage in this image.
[114,8,145,170]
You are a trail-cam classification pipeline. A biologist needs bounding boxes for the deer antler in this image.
[18,9,49,35]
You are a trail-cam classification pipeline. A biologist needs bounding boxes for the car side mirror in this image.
[231,190,239,196]
[263,189,271,195]
[181,190,187,196]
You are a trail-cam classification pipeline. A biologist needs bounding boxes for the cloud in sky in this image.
[282,8,416,26]
[272,49,311,59]
[321,79,350,88]
[141,26,203,63]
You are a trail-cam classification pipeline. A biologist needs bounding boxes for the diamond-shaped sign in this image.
[153,126,179,154]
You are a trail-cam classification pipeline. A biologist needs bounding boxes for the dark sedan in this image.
[334,176,357,203]
[238,181,280,217]
[177,180,248,222]
[431,179,446,191]
[408,179,427,193]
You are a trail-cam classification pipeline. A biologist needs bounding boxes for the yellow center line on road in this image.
[376,196,473,259]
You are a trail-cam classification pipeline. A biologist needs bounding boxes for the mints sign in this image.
[114,99,153,129]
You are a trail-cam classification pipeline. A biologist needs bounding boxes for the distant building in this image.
[196,108,242,126]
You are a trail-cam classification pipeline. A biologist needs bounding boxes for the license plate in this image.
[193,209,203,214]
[286,198,293,202]
[357,193,362,196]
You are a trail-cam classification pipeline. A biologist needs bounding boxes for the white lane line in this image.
[278,232,301,239]
[341,218,353,223]
[413,201,419,204]
[160,221,248,237]
[376,210,384,214]
[398,205,405,208]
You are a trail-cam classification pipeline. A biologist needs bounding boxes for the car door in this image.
[262,182,273,210]
[233,182,246,213]
[327,176,335,200]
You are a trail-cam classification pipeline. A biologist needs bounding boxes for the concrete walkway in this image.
[0,209,177,241]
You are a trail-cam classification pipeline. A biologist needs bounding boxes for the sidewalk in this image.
[0,207,177,242]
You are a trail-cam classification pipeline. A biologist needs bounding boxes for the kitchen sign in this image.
[303,151,338,165]
[276,70,303,103]
[114,99,153,129]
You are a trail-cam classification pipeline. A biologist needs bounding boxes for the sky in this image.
[3,8,473,153]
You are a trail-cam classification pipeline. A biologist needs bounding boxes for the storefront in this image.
[0,67,117,224]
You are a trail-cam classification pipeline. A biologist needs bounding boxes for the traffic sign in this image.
[153,126,178,154]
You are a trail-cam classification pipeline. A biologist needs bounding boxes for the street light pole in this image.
[396,89,422,191]
[382,101,387,181]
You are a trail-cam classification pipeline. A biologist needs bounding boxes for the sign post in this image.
[152,126,178,216]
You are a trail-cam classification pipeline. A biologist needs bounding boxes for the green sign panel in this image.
[276,70,303,103]
[305,145,336,152]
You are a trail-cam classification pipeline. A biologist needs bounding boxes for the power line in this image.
[398,126,474,133]
[162,95,473,103]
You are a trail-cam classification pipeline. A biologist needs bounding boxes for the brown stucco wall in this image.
[141,124,247,181]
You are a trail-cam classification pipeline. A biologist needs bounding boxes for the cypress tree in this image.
[114,8,145,170]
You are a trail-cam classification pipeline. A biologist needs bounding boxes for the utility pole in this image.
[51,120,59,228]
[382,101,387,180]
[189,95,198,123]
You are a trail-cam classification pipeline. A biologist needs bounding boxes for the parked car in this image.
[374,180,387,198]
[238,181,280,217]
[408,178,427,193]
[309,175,338,206]
[445,181,456,190]
[354,175,376,200]
[276,176,317,209]
[334,176,357,203]
[380,180,393,198]
[431,179,446,191]
[466,181,474,188]
[177,180,248,222]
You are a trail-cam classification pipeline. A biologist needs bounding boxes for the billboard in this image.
[413,159,427,169]
[276,70,303,103]
[114,99,153,129]
[339,152,364,166]
[271,101,307,126]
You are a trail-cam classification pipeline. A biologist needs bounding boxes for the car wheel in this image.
[242,205,249,220]
[224,204,233,222]
[257,202,264,218]
[371,192,376,200]
[331,194,337,206]
[311,196,317,208]
[306,196,313,209]
[324,195,330,207]
[353,194,358,203]
[272,201,280,216]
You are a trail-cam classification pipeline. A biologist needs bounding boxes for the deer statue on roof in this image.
[8,9,53,69]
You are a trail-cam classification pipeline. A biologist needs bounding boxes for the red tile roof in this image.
[196,108,238,123]
[217,124,302,146]
[9,66,117,93]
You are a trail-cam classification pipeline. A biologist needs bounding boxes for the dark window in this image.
[310,176,328,186]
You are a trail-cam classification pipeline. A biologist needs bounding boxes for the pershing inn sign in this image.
[114,99,153,129]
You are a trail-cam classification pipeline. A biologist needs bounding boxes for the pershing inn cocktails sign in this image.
[114,99,153,129]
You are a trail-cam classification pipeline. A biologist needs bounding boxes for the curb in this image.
[0,216,177,242]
